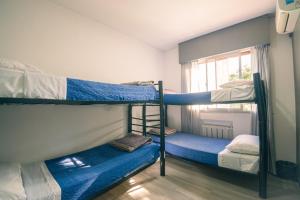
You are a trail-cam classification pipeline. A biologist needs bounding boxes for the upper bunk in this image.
[0,61,162,105]
[164,73,263,105]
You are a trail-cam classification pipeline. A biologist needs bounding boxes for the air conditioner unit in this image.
[276,0,300,34]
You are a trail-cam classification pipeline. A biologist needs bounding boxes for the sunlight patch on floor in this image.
[127,184,150,199]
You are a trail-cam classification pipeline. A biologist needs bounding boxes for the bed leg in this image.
[159,81,165,176]
[128,104,132,134]
[259,170,267,198]
[254,73,268,199]
[142,104,146,136]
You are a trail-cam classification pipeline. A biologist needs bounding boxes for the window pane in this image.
[216,56,239,88]
[228,56,240,81]
[191,63,206,92]
[190,51,252,112]
[199,63,207,92]
[207,61,216,91]
[216,56,241,110]
[241,54,252,80]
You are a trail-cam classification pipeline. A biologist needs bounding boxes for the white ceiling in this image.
[52,0,276,51]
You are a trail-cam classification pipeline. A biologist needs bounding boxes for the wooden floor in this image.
[96,157,300,200]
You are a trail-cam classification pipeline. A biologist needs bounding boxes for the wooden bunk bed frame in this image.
[0,81,166,193]
[164,73,268,198]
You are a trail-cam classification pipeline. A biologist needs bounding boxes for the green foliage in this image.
[242,66,252,80]
[228,66,252,81]
[229,73,239,81]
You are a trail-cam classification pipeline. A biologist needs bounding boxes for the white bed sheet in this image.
[211,85,255,102]
[21,162,61,200]
[0,68,67,100]
[0,163,27,200]
[24,72,66,100]
[218,149,259,174]
[0,68,25,98]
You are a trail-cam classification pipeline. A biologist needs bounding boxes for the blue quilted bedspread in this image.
[45,143,160,200]
[151,132,231,166]
[67,78,159,102]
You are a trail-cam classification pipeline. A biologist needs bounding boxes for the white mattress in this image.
[0,68,25,98]
[21,162,61,200]
[24,71,66,99]
[0,67,67,100]
[218,149,259,174]
[211,85,255,102]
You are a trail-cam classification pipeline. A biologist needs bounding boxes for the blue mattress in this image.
[67,78,159,102]
[45,143,160,200]
[151,132,231,166]
[164,92,211,105]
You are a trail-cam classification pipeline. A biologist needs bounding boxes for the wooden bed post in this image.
[128,104,132,134]
[254,73,268,199]
[159,81,166,176]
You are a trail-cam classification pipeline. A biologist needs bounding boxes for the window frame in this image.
[190,49,252,113]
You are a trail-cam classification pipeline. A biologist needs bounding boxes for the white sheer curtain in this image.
[181,62,204,135]
[181,62,189,133]
[251,44,276,174]
[181,60,231,135]
[181,57,250,136]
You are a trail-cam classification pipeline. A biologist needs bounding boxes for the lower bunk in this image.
[21,143,160,200]
[150,132,259,174]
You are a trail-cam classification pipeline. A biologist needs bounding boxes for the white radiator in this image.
[201,119,233,139]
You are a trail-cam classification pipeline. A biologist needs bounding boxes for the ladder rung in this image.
[146,119,160,122]
[131,129,143,133]
[147,124,160,128]
[132,117,142,120]
[132,123,143,127]
[146,114,160,117]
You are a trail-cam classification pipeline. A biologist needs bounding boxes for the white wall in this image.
[269,18,296,163]
[163,17,297,163]
[195,112,252,137]
[163,47,181,130]
[0,0,163,83]
[0,0,164,162]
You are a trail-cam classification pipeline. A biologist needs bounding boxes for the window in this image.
[190,49,252,112]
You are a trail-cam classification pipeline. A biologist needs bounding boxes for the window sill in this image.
[190,109,252,114]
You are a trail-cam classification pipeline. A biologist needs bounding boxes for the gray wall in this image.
[269,18,296,163]
[292,19,300,184]
[179,16,271,64]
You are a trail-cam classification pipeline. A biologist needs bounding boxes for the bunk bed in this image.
[0,67,166,200]
[155,73,268,198]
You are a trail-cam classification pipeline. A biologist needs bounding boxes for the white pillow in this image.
[0,58,42,73]
[226,134,259,155]
[0,163,27,200]
[219,80,253,88]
